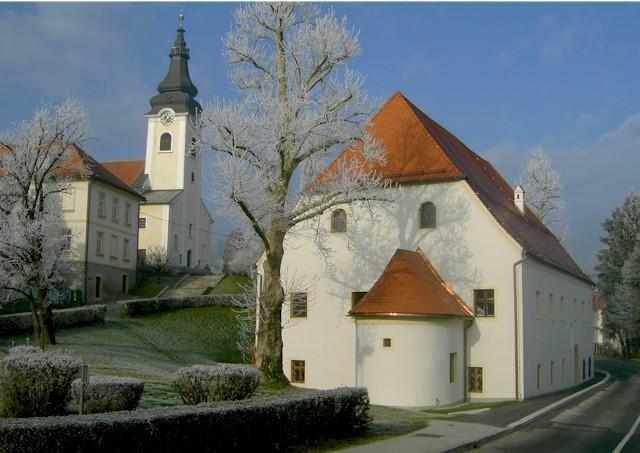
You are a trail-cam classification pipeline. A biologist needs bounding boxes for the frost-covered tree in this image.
[596,190,640,357]
[518,147,568,241]
[0,98,88,349]
[199,3,387,382]
[223,229,263,276]
[145,244,171,283]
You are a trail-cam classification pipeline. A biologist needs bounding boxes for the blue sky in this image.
[1,2,639,274]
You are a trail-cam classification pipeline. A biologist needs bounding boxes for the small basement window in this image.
[382,338,392,348]
[291,360,305,383]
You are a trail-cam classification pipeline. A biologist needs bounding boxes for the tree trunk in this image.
[256,231,288,384]
[31,290,55,350]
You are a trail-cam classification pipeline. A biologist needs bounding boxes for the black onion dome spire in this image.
[148,13,201,115]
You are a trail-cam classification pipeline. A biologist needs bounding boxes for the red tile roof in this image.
[101,160,145,187]
[323,92,590,283]
[350,248,474,318]
[0,144,143,199]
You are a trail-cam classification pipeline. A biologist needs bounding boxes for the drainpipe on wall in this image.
[83,182,92,305]
[513,251,527,401]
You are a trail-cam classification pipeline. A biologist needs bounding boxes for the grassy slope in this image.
[209,274,251,295]
[131,273,183,299]
[0,306,242,408]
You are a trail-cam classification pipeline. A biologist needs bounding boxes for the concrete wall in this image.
[356,318,466,407]
[520,258,594,398]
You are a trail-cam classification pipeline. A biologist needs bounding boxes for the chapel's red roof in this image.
[101,160,145,187]
[322,92,590,283]
[350,248,474,318]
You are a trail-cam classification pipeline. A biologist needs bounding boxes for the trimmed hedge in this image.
[173,364,260,404]
[0,351,82,417]
[117,295,235,317]
[0,388,370,452]
[0,305,107,336]
[72,376,144,414]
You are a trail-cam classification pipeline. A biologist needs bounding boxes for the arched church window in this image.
[159,133,172,151]
[420,202,436,229]
[331,209,347,233]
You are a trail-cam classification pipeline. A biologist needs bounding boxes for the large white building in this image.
[266,92,594,407]
[104,16,212,269]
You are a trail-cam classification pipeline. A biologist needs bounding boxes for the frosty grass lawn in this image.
[0,304,431,448]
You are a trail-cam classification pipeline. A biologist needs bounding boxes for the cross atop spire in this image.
[148,11,201,115]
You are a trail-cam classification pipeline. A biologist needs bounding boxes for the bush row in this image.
[0,387,370,453]
[0,350,82,417]
[72,377,144,414]
[0,305,107,336]
[117,295,235,317]
[172,364,260,404]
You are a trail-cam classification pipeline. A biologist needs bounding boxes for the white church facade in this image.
[103,16,212,269]
[264,92,594,407]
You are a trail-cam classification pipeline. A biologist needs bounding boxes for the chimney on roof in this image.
[514,185,525,214]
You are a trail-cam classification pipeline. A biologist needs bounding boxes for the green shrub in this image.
[0,351,82,417]
[117,296,234,317]
[0,388,370,452]
[0,305,106,336]
[71,376,144,414]
[172,364,260,404]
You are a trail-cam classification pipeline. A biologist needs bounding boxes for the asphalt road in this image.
[475,358,640,453]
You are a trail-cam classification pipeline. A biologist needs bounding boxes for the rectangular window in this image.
[351,291,367,308]
[123,238,130,261]
[474,289,494,317]
[549,294,555,320]
[96,231,104,256]
[62,189,75,211]
[110,235,118,259]
[98,192,106,218]
[291,360,305,384]
[138,217,147,229]
[189,223,193,239]
[122,274,128,294]
[382,338,392,348]
[537,364,542,389]
[560,296,565,321]
[582,301,586,322]
[124,202,131,226]
[536,290,541,320]
[112,197,119,223]
[449,353,457,383]
[137,249,146,264]
[290,292,307,318]
[62,228,72,251]
[468,367,483,393]
[573,299,577,321]
[95,275,102,299]
[550,361,555,385]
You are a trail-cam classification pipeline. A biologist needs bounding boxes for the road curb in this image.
[443,370,612,452]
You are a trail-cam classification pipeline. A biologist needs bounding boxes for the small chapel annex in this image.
[265,92,594,407]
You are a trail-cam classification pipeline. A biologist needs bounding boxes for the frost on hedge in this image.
[7,346,38,355]
[72,376,144,414]
[172,364,260,404]
[0,350,82,417]
[0,387,370,452]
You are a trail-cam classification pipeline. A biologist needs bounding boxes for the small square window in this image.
[474,289,495,317]
[291,292,307,318]
[351,291,367,308]
[382,338,392,348]
[138,217,147,229]
[291,360,305,383]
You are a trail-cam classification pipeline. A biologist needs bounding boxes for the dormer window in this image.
[419,202,436,229]
[331,209,347,233]
[159,133,172,152]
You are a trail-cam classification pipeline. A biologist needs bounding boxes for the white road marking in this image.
[613,411,640,453]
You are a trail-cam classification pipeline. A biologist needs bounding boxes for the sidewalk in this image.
[339,371,611,453]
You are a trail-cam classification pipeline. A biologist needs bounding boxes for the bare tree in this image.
[518,147,568,241]
[199,3,387,382]
[0,98,88,349]
[145,244,171,283]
